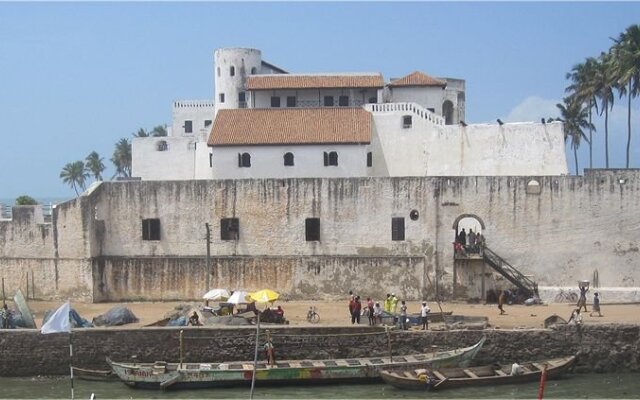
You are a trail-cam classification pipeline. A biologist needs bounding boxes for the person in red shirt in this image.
[351,296,362,324]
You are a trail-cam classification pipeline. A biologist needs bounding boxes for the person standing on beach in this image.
[498,290,506,315]
[420,301,431,330]
[384,294,392,313]
[577,284,589,313]
[399,301,408,330]
[390,293,399,313]
[367,297,375,326]
[351,296,362,324]
[373,302,383,325]
[590,292,603,317]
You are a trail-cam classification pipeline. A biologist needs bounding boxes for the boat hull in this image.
[108,336,485,390]
[379,355,576,391]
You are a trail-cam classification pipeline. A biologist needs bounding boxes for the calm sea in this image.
[0,373,637,399]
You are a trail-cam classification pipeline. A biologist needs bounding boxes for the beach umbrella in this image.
[249,289,280,303]
[202,288,230,301]
[227,290,252,305]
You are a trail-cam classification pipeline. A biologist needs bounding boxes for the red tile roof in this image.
[388,71,446,87]
[246,74,384,90]
[208,108,372,146]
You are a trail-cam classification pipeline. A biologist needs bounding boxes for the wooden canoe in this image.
[72,366,117,382]
[107,336,485,390]
[379,355,576,391]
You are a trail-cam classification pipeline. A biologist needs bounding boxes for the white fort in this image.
[132,47,568,181]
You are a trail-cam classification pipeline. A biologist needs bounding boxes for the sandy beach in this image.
[10,299,640,330]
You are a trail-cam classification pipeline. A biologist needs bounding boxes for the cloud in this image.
[505,96,560,123]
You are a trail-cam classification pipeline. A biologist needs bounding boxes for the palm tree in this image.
[132,128,148,138]
[592,53,616,168]
[85,151,106,181]
[111,138,132,178]
[566,57,599,169]
[60,161,89,196]
[557,97,594,175]
[150,125,168,137]
[611,24,640,168]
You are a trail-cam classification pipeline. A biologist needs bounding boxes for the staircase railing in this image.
[364,102,445,125]
[482,246,538,297]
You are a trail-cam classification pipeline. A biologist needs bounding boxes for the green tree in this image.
[15,195,38,205]
[565,57,599,169]
[111,138,132,178]
[60,161,89,196]
[611,24,640,168]
[590,53,616,168]
[150,125,168,137]
[557,97,594,175]
[85,151,106,181]
[132,128,149,138]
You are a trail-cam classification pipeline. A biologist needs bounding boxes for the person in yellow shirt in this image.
[390,293,399,313]
[383,294,392,313]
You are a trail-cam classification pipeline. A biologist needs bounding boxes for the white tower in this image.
[214,48,262,112]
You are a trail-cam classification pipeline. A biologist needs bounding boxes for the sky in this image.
[1,2,639,199]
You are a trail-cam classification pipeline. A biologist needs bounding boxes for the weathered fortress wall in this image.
[0,325,638,376]
[1,171,639,302]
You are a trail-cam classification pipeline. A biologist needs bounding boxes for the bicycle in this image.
[554,289,579,303]
[306,306,320,324]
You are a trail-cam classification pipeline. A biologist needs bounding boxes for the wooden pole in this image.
[205,223,211,292]
[250,313,261,399]
[386,326,393,363]
[69,333,75,400]
[179,330,184,368]
[537,364,548,399]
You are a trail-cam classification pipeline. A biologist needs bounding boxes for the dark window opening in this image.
[284,152,294,166]
[367,152,372,167]
[286,96,296,107]
[427,108,435,113]
[251,67,257,74]
[230,66,235,76]
[339,95,349,107]
[324,151,338,166]
[323,96,334,107]
[305,218,320,241]
[402,115,412,129]
[184,120,193,133]
[156,141,168,151]
[142,218,161,241]
[220,218,239,241]
[217,67,221,77]
[239,92,247,108]
[392,217,405,241]
[209,153,213,168]
[219,93,225,103]
[410,210,419,221]
[204,120,212,127]
[238,152,251,167]
[368,96,377,103]
[271,96,281,107]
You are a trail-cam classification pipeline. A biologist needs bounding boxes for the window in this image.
[251,67,257,74]
[142,218,161,241]
[286,96,296,108]
[271,96,281,108]
[239,92,247,108]
[156,140,168,152]
[284,152,294,166]
[238,152,251,168]
[204,120,212,127]
[217,67,221,77]
[402,115,412,128]
[209,153,213,168]
[184,120,193,133]
[323,96,334,107]
[220,218,239,241]
[392,217,405,241]
[427,108,435,113]
[305,218,320,241]
[368,96,377,104]
[230,66,235,76]
[367,152,372,167]
[339,95,349,107]
[324,151,338,166]
[219,93,225,103]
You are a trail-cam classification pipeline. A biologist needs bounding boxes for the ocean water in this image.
[0,373,637,399]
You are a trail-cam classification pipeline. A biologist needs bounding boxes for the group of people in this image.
[347,292,431,330]
[454,228,485,256]
[569,283,603,324]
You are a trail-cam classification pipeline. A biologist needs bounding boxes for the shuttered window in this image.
[391,217,405,241]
